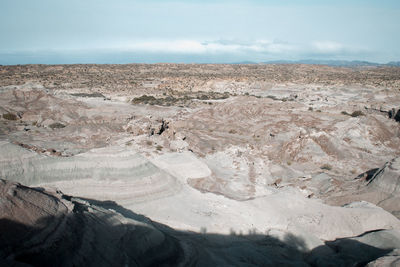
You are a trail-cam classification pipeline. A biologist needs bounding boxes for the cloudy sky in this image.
[1,0,399,64]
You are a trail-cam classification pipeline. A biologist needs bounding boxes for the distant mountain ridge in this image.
[387,61,400,66]
[233,59,400,67]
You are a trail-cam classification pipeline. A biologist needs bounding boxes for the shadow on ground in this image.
[0,194,396,267]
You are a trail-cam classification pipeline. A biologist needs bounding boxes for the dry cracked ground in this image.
[1,64,400,266]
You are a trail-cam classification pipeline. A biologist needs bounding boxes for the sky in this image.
[0,0,399,64]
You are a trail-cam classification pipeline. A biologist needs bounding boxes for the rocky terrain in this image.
[1,63,400,266]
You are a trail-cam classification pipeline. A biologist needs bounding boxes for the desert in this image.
[0,63,400,266]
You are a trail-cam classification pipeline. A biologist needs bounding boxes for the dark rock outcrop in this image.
[388,108,400,122]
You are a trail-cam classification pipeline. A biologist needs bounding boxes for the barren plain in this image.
[1,64,400,266]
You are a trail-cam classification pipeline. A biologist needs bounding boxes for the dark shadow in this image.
[355,168,380,182]
[388,108,400,122]
[66,195,154,226]
[1,192,397,267]
[324,237,392,266]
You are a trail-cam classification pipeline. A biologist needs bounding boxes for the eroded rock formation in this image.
[1,64,400,265]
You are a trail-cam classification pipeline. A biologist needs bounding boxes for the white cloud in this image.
[114,39,301,55]
[312,41,344,53]
[125,40,206,54]
[54,39,370,63]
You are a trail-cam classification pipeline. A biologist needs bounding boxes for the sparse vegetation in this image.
[132,95,158,104]
[320,164,332,171]
[266,95,279,101]
[2,113,18,120]
[49,122,66,129]
[341,110,364,117]
[131,91,229,107]
[2,64,400,267]
[198,94,210,100]
[71,92,106,98]
[350,110,364,117]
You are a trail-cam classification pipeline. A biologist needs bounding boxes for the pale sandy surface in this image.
[1,64,400,266]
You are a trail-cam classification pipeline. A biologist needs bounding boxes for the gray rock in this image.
[368,157,400,196]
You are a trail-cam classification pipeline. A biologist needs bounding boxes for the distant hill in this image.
[231,59,400,67]
[232,61,258,64]
[262,59,382,67]
[387,61,400,66]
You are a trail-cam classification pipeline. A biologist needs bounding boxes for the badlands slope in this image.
[1,64,400,266]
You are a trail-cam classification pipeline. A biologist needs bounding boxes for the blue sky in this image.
[1,0,399,64]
